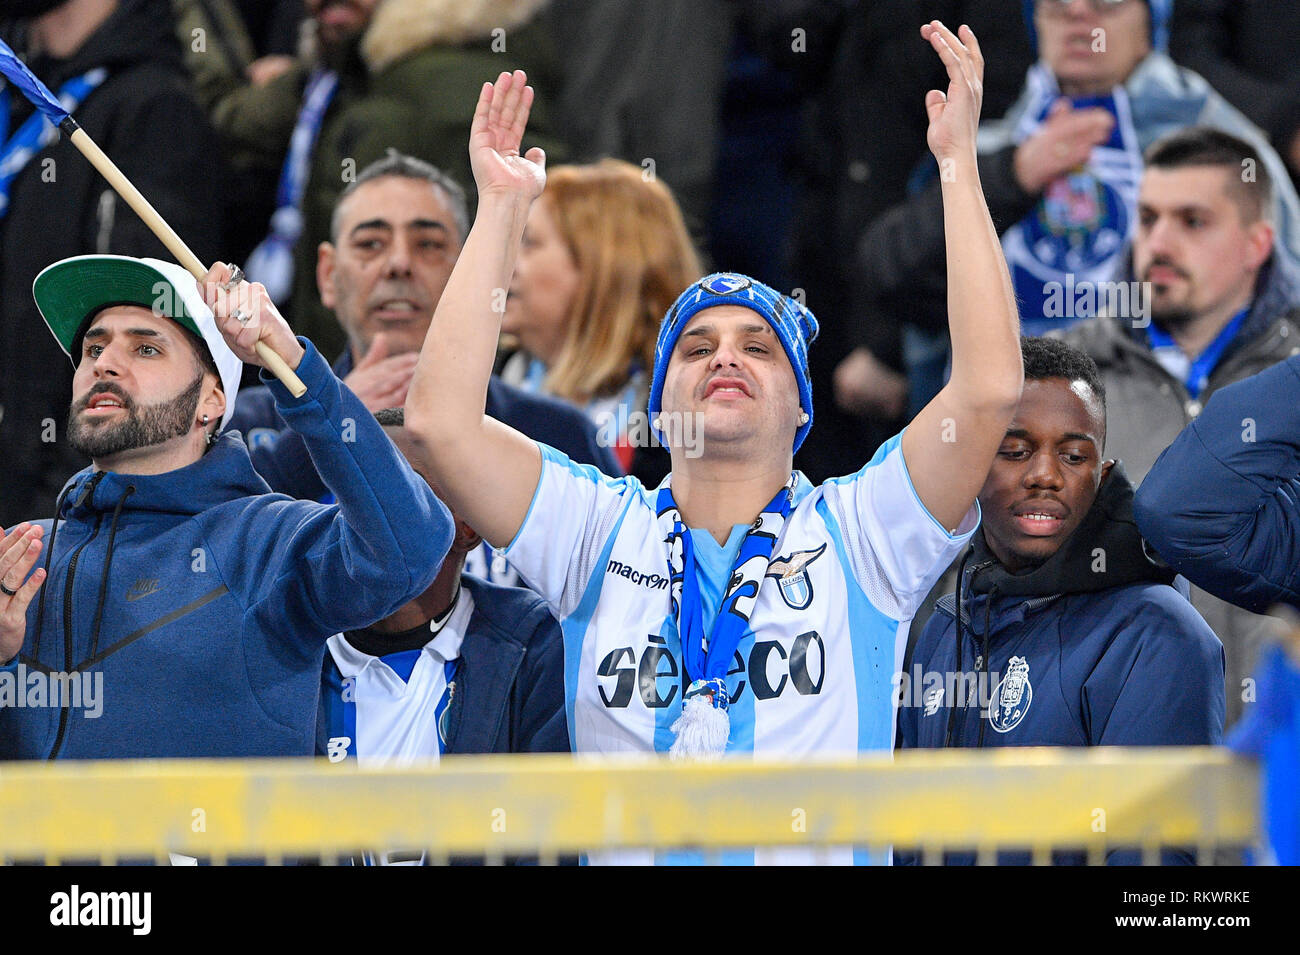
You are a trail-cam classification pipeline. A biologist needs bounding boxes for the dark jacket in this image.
[1135,351,1300,614]
[0,342,452,760]
[900,465,1224,863]
[229,347,621,501]
[316,574,568,758]
[786,0,1033,483]
[0,0,227,530]
[1169,0,1300,135]
[902,463,1224,751]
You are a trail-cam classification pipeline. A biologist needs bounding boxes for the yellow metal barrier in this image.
[0,747,1257,862]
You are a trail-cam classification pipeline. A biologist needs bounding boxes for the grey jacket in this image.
[1060,253,1300,725]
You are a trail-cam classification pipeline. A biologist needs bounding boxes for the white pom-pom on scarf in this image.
[669,679,731,760]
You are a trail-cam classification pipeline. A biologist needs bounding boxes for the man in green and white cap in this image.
[0,255,452,762]
[35,255,245,468]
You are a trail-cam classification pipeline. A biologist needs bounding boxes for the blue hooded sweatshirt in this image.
[900,463,1224,864]
[0,340,453,759]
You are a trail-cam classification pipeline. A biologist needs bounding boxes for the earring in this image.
[201,414,214,446]
[651,416,662,431]
[799,412,810,425]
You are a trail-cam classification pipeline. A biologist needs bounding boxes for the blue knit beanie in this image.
[1022,0,1171,54]
[647,273,819,453]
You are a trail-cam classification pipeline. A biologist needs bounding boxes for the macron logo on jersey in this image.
[606,559,670,590]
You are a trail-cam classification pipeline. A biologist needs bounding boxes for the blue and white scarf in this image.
[245,68,339,303]
[1147,305,1248,400]
[1000,64,1143,334]
[0,67,107,219]
[657,475,796,758]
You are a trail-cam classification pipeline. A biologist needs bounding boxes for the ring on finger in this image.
[231,308,251,326]
[0,579,17,597]
[221,264,245,291]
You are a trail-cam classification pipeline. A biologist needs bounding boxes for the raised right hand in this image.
[0,523,46,663]
[469,70,547,202]
[343,333,421,412]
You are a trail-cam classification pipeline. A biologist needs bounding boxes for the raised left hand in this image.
[469,70,547,203]
[921,21,985,164]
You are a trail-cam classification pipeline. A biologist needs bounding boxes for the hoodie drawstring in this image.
[976,586,997,749]
[89,485,135,659]
[30,480,78,658]
[943,547,973,748]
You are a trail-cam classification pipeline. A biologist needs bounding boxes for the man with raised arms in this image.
[404,24,1023,865]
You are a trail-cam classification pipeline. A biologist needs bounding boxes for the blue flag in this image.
[0,36,71,126]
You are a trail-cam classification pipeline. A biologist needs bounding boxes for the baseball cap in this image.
[33,255,243,429]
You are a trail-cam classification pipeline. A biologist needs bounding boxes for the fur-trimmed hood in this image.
[362,0,551,72]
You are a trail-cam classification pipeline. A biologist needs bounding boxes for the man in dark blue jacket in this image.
[0,254,452,759]
[899,337,1224,863]
[317,409,566,865]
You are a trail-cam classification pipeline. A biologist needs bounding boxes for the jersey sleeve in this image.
[820,431,979,620]
[502,443,635,619]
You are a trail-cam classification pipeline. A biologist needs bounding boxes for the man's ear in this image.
[201,374,226,434]
[317,241,337,310]
[1100,458,1116,483]
[1245,220,1275,273]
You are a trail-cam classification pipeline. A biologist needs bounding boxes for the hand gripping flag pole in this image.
[0,38,306,396]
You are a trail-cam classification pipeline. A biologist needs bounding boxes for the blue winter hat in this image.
[1022,0,1171,55]
[647,272,819,453]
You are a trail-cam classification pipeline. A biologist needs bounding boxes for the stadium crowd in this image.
[0,0,1298,865]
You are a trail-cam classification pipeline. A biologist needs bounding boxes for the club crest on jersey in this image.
[765,543,825,610]
[988,656,1032,733]
[701,273,752,296]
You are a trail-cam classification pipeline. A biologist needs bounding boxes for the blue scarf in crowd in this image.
[657,475,796,757]
[1000,64,1143,334]
[245,68,339,303]
[0,67,107,219]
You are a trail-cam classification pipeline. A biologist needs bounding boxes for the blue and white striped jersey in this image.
[317,589,469,866]
[319,588,469,768]
[503,432,979,863]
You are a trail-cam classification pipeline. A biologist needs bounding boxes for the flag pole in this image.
[58,118,305,395]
